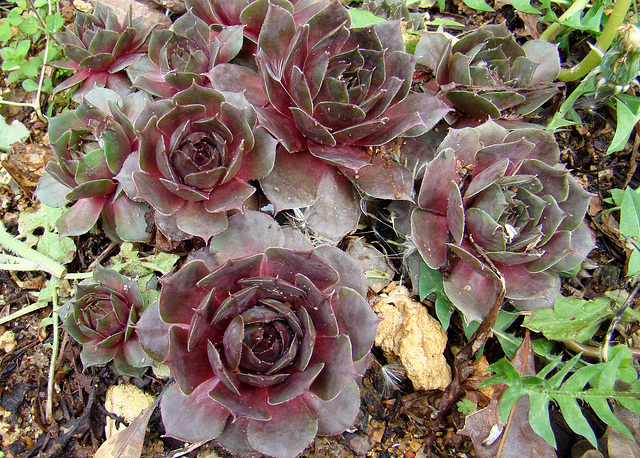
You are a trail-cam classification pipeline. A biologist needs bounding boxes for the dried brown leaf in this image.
[93,395,160,458]
[459,331,557,458]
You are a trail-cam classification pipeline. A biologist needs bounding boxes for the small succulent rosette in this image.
[59,267,151,378]
[136,211,379,457]
[51,3,152,101]
[185,0,314,42]
[411,121,595,322]
[126,12,245,99]
[35,87,151,243]
[116,84,276,242]
[414,24,561,119]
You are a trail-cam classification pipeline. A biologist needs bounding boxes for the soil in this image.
[0,2,638,458]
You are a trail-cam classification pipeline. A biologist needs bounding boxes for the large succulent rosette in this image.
[52,3,152,101]
[411,121,594,322]
[117,84,276,241]
[185,0,314,42]
[136,211,379,457]
[250,2,448,241]
[36,87,150,243]
[414,24,560,119]
[126,12,244,98]
[59,266,151,378]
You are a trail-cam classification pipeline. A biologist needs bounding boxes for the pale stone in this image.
[0,331,16,354]
[104,384,154,439]
[373,286,451,391]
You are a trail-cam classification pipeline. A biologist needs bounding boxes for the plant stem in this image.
[539,0,591,42]
[46,277,60,422]
[558,0,633,81]
[0,220,67,278]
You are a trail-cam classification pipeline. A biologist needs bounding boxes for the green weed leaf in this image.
[0,116,29,151]
[419,262,454,329]
[462,0,494,12]
[483,346,640,448]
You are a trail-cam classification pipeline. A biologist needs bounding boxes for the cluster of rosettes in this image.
[39,0,451,244]
[48,2,597,457]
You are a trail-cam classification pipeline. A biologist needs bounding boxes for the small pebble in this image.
[0,331,17,354]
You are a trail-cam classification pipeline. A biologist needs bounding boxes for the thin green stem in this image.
[558,0,633,81]
[0,220,67,278]
[46,277,60,422]
[539,0,591,42]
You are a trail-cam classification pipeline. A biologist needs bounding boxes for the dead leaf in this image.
[1,143,55,195]
[93,393,160,458]
[459,331,557,458]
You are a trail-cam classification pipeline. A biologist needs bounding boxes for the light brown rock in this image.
[104,384,154,439]
[373,286,451,391]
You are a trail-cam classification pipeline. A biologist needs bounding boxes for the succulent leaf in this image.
[141,213,377,457]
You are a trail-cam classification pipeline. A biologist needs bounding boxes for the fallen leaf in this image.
[459,331,557,457]
[94,392,160,458]
[1,142,55,194]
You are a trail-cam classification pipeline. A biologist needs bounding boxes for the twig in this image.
[46,277,60,422]
[602,280,640,361]
[0,300,50,326]
[87,242,118,271]
[424,239,507,454]
[0,220,66,278]
[624,131,640,188]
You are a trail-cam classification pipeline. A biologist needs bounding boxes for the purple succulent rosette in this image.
[185,0,314,42]
[117,84,277,241]
[251,2,449,240]
[35,87,151,243]
[136,211,379,457]
[59,266,151,378]
[126,12,245,99]
[410,121,595,322]
[414,24,561,120]
[51,3,152,102]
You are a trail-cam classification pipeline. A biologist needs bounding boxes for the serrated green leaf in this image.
[348,9,386,28]
[556,395,597,446]
[510,0,541,14]
[36,231,76,264]
[462,0,494,12]
[108,243,179,278]
[18,204,68,246]
[608,96,640,154]
[0,116,29,151]
[522,295,612,343]
[528,392,556,448]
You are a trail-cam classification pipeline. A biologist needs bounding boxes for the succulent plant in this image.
[410,121,594,322]
[59,266,151,378]
[361,0,427,32]
[135,211,379,457]
[126,12,244,98]
[35,87,151,243]
[51,3,152,101]
[116,84,276,241]
[253,2,448,240]
[185,0,314,42]
[414,24,561,120]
